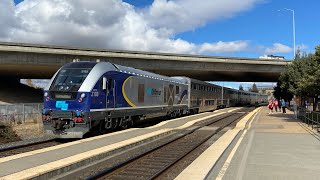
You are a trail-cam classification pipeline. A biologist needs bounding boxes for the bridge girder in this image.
[0,42,289,82]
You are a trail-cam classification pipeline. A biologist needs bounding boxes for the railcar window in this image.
[138,84,144,103]
[176,86,179,94]
[197,99,201,106]
[164,86,168,103]
[205,100,215,106]
[50,68,92,92]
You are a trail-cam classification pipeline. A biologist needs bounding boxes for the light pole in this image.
[279,8,296,59]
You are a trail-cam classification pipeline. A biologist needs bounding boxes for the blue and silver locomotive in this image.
[42,62,189,138]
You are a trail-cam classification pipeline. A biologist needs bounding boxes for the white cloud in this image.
[296,44,308,50]
[145,0,262,33]
[199,41,249,54]
[0,0,16,38]
[265,43,292,54]
[0,0,261,54]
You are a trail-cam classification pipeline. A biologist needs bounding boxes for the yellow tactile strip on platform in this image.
[175,107,261,180]
[0,109,243,179]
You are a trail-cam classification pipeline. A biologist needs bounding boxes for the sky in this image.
[4,0,320,89]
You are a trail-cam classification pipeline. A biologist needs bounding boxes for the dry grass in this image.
[0,123,21,145]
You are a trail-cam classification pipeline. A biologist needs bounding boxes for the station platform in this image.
[176,107,320,180]
[0,107,240,179]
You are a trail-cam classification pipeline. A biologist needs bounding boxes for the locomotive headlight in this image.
[44,92,48,97]
[80,93,86,98]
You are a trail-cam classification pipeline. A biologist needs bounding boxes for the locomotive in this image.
[42,61,267,138]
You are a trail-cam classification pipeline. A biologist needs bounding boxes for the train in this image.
[42,61,268,138]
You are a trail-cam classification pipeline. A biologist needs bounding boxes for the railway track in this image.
[0,138,67,158]
[85,108,252,180]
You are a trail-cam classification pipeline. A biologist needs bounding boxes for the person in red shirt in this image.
[274,99,279,112]
[268,100,274,114]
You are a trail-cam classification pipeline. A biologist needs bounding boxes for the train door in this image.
[103,77,116,109]
[168,84,174,106]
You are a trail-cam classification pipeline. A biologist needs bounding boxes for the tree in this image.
[278,46,320,111]
[273,81,293,102]
[250,83,259,93]
[239,85,244,91]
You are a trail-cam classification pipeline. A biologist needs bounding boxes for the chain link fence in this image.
[0,103,43,125]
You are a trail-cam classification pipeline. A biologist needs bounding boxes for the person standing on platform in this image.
[268,100,274,114]
[278,99,282,112]
[281,99,286,113]
[293,100,298,119]
[305,101,309,111]
[274,99,279,112]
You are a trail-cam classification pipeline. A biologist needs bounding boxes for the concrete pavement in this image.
[208,107,320,180]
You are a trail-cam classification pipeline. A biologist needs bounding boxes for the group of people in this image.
[268,99,287,114]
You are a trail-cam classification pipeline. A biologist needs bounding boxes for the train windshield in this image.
[50,68,92,92]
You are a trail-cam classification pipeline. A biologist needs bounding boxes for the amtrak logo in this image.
[147,88,161,96]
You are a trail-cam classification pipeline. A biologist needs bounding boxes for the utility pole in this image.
[279,8,296,59]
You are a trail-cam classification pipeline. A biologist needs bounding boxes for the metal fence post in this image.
[304,110,306,124]
[311,112,314,129]
[317,113,319,132]
[5,105,8,124]
[22,104,25,123]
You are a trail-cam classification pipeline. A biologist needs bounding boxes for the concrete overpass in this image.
[0,42,289,82]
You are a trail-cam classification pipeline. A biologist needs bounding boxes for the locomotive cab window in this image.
[50,68,92,92]
[176,86,179,94]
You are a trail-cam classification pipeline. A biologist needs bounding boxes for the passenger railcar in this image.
[42,61,268,138]
[172,77,232,113]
